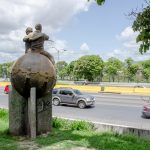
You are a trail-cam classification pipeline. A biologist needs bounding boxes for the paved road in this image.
[0,87,150,129]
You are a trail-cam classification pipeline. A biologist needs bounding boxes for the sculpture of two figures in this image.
[9,24,56,137]
[11,23,56,98]
[23,24,55,65]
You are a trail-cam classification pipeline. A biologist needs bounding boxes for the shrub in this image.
[70,120,94,131]
[52,118,95,131]
[0,109,8,121]
[52,117,68,129]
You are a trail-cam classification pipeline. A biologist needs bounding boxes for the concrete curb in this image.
[55,116,150,138]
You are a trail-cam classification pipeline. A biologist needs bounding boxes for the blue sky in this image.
[54,0,147,62]
[0,0,149,63]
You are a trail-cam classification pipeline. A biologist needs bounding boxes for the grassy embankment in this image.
[0,108,150,150]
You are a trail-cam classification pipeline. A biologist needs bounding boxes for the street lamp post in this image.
[2,65,7,80]
[51,47,67,79]
[51,47,67,62]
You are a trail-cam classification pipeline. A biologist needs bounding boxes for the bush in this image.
[70,120,94,131]
[0,109,8,121]
[52,117,68,129]
[52,117,94,131]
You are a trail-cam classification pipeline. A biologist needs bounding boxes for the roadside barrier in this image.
[0,82,150,95]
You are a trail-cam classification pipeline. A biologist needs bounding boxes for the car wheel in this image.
[53,98,60,106]
[78,101,86,109]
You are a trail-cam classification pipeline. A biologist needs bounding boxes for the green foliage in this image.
[88,0,105,5]
[66,60,77,80]
[0,56,150,82]
[0,62,14,78]
[143,68,150,81]
[96,0,105,5]
[56,61,68,79]
[104,57,123,82]
[52,117,68,129]
[52,117,94,131]
[1,109,150,150]
[124,57,133,68]
[124,58,141,82]
[35,129,150,150]
[0,109,20,150]
[70,120,94,131]
[141,60,150,81]
[0,109,8,121]
[132,5,150,54]
[74,55,104,81]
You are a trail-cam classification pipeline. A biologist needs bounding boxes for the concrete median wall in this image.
[1,82,150,95]
[55,85,150,95]
[55,117,150,138]
[94,122,150,138]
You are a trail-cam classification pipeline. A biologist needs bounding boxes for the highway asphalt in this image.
[0,87,150,130]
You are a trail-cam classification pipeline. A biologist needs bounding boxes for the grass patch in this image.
[0,108,150,150]
[52,117,94,131]
[0,109,20,150]
[0,109,9,131]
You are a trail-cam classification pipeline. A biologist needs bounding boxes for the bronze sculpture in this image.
[23,24,55,65]
[23,27,33,53]
[9,24,56,137]
[11,23,56,98]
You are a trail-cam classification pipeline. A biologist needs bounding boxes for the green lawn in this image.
[0,109,150,150]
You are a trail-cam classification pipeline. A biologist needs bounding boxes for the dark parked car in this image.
[52,88,95,108]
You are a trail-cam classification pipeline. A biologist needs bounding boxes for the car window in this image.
[73,89,82,95]
[59,90,73,96]
[52,89,58,94]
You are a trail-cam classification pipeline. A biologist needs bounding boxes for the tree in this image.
[0,62,14,78]
[141,60,150,81]
[124,58,139,82]
[132,4,150,54]
[66,61,77,80]
[59,67,68,80]
[56,61,68,79]
[104,57,123,82]
[88,0,105,5]
[74,55,104,81]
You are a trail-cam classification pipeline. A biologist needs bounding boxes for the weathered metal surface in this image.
[11,52,56,98]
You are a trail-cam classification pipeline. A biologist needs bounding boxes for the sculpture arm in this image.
[43,33,49,41]
[23,36,29,42]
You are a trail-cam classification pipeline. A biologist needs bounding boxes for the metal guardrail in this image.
[58,80,150,88]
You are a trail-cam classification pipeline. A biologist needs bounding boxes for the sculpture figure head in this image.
[35,24,42,32]
[26,27,33,35]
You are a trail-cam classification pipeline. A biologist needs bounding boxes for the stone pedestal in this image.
[9,85,52,137]
[9,85,28,135]
[37,91,52,134]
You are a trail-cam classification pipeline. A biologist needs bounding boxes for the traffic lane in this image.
[1,92,150,129]
[0,94,8,109]
[0,93,144,108]
[53,104,150,130]
[86,92,145,106]
[86,92,150,102]
[94,97,144,106]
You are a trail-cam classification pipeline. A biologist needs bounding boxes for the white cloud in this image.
[80,42,90,54]
[119,27,135,40]
[103,26,149,62]
[0,0,92,63]
[116,26,139,49]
